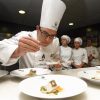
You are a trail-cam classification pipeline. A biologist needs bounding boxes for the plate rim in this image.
[78,69,100,82]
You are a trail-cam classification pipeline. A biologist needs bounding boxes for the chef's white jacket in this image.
[60,46,72,67]
[72,48,88,65]
[85,46,100,66]
[0,30,60,68]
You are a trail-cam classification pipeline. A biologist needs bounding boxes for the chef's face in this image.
[37,26,57,47]
[87,40,92,46]
[74,41,81,49]
[61,38,68,46]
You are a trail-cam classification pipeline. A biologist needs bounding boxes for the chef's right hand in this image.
[11,37,40,58]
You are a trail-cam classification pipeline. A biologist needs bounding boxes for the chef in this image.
[60,35,72,69]
[85,39,100,66]
[72,37,88,68]
[0,0,66,69]
[98,47,100,62]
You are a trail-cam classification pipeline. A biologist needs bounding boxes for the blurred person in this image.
[97,39,100,61]
[98,47,100,62]
[60,35,72,69]
[97,39,100,63]
[0,0,66,69]
[85,39,100,66]
[72,37,88,68]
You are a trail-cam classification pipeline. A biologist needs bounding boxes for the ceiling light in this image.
[86,28,92,32]
[69,23,74,26]
[18,10,26,14]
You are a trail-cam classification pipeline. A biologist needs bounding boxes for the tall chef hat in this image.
[74,37,83,45]
[61,35,71,43]
[40,0,66,31]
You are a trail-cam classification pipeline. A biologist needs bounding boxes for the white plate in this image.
[96,66,100,70]
[10,68,51,78]
[78,70,100,84]
[19,75,87,99]
[0,70,8,78]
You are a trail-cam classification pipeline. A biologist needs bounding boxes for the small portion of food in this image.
[26,69,36,77]
[46,61,59,66]
[46,61,62,71]
[91,71,100,80]
[40,80,63,95]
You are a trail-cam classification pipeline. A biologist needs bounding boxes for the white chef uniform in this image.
[72,48,88,65]
[72,37,88,66]
[85,46,100,66]
[98,47,100,61]
[60,35,72,68]
[0,0,66,69]
[60,46,72,67]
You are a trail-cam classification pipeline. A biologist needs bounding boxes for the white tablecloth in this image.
[0,67,100,100]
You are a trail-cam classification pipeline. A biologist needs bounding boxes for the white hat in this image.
[74,37,82,45]
[61,35,71,43]
[40,0,66,31]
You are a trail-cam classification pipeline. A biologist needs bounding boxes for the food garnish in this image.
[40,80,63,95]
[26,69,36,77]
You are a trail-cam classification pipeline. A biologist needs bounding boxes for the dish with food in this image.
[10,68,51,78]
[40,80,63,95]
[18,75,87,99]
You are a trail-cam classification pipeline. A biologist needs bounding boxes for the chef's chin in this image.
[40,43,49,47]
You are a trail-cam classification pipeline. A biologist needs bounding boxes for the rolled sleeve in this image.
[0,43,19,66]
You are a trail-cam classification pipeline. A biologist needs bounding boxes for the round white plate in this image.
[10,68,51,78]
[0,70,8,78]
[78,70,100,84]
[19,75,87,99]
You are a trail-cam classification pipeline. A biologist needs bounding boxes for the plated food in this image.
[40,80,63,95]
[46,61,62,70]
[10,68,51,78]
[25,69,36,77]
[18,75,87,99]
[78,70,100,84]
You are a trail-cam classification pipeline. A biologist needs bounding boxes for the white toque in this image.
[40,0,66,31]
[61,35,71,43]
[74,37,83,45]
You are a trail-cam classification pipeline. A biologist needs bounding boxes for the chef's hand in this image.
[54,62,62,71]
[72,63,83,68]
[88,54,94,61]
[54,64,62,71]
[11,37,40,58]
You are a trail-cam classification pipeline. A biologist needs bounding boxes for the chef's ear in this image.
[36,25,40,31]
